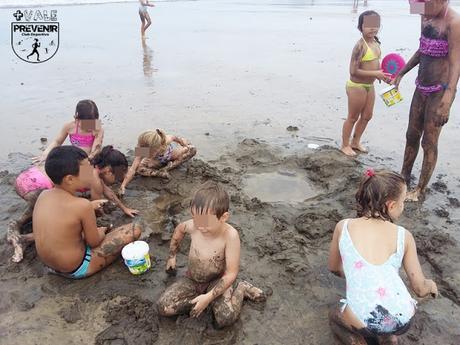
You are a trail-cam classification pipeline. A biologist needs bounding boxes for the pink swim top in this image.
[419,35,449,58]
[15,166,54,198]
[69,120,96,148]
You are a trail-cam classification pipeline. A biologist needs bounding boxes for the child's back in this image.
[328,169,437,343]
[338,218,415,334]
[33,188,90,273]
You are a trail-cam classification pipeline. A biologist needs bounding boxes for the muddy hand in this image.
[123,207,139,218]
[165,256,177,275]
[391,74,403,89]
[429,279,439,298]
[118,185,125,198]
[91,199,108,211]
[190,294,212,318]
[434,103,450,127]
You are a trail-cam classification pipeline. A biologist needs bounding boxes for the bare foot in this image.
[340,146,357,157]
[406,188,422,202]
[239,281,268,302]
[351,143,368,153]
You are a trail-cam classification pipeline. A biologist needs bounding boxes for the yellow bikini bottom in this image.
[346,80,373,92]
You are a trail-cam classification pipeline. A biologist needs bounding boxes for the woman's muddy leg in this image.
[86,222,142,276]
[328,306,368,345]
[211,281,265,329]
[415,94,445,195]
[157,277,199,316]
[7,190,42,262]
[401,90,426,185]
[351,86,375,152]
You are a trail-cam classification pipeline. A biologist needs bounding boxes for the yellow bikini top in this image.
[361,38,379,62]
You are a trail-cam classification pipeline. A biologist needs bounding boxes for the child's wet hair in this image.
[45,145,88,185]
[75,99,99,120]
[355,170,405,222]
[91,145,128,171]
[358,10,381,44]
[137,129,167,150]
[190,181,229,219]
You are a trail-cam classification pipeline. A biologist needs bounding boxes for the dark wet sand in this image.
[0,1,460,344]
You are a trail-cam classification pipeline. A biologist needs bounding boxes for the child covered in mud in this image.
[157,181,267,328]
[328,169,438,344]
[341,11,391,156]
[33,146,142,279]
[7,145,138,263]
[119,129,196,194]
[33,99,104,164]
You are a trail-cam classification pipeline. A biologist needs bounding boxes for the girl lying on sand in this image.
[119,129,196,195]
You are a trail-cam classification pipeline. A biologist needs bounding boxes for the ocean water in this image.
[2,0,459,9]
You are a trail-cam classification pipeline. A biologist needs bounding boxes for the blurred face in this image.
[65,158,93,189]
[387,184,407,221]
[409,0,447,17]
[99,166,126,185]
[191,208,228,235]
[362,15,380,37]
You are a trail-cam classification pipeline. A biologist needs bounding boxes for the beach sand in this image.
[0,1,460,344]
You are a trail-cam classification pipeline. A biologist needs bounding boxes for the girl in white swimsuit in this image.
[328,169,438,344]
[138,0,154,36]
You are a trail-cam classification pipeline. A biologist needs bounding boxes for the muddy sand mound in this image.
[0,139,459,344]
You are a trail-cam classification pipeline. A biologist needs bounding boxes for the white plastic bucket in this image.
[121,241,151,275]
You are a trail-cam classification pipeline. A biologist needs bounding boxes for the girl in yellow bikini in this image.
[341,11,391,156]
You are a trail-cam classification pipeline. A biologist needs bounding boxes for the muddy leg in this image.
[351,86,375,153]
[328,306,368,345]
[377,335,398,345]
[342,86,367,156]
[86,222,142,276]
[211,281,266,329]
[412,93,445,199]
[138,158,170,179]
[401,90,426,186]
[144,12,152,33]
[7,190,42,263]
[166,146,197,171]
[157,277,199,316]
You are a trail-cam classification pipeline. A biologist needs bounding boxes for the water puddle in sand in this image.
[243,170,319,203]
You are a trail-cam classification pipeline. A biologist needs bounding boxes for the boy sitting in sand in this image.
[33,146,142,279]
[157,181,267,328]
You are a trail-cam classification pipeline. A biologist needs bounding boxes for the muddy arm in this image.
[102,181,133,215]
[206,231,240,301]
[397,51,420,78]
[444,18,460,104]
[402,231,437,298]
[165,222,188,272]
[349,42,380,79]
[328,221,345,278]
[88,127,104,161]
[120,156,141,192]
[33,123,70,163]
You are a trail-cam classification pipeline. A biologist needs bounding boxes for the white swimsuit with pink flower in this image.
[339,219,417,335]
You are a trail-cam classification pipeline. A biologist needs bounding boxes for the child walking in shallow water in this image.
[157,181,267,328]
[328,169,438,344]
[341,11,391,156]
[119,129,196,195]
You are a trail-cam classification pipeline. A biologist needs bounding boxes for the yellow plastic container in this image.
[380,85,403,107]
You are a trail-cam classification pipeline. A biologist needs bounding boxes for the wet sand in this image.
[1,1,460,344]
